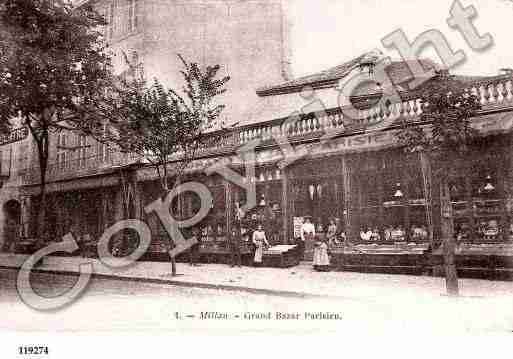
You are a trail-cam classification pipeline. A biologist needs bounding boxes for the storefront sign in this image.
[318,131,396,153]
[182,111,513,172]
[0,126,29,146]
[293,216,303,238]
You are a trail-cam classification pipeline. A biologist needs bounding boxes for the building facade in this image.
[2,1,513,262]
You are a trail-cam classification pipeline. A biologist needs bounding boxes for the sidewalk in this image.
[1,253,513,300]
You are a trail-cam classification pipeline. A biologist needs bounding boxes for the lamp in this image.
[309,184,315,200]
[393,183,403,198]
[259,172,265,182]
[484,175,495,191]
[259,194,266,206]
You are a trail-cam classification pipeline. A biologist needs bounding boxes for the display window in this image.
[351,150,430,242]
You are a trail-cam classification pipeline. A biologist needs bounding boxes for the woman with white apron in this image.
[252,224,269,266]
[313,237,331,271]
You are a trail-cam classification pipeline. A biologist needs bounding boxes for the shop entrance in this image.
[288,158,346,259]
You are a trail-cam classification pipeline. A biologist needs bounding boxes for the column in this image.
[341,157,353,240]
[224,179,232,237]
[132,177,142,220]
[114,187,124,223]
[20,196,32,239]
[281,167,289,241]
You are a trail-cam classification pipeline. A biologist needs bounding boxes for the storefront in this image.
[287,158,346,235]
[446,135,511,242]
[347,149,430,243]
[282,134,512,245]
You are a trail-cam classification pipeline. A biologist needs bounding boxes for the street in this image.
[1,268,512,333]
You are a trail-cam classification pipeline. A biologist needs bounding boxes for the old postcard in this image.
[1,0,513,357]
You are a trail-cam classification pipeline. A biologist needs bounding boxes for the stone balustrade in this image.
[20,76,513,185]
[235,76,513,145]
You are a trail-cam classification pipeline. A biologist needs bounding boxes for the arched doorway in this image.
[3,200,21,252]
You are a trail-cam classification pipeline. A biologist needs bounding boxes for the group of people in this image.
[228,223,269,267]
[299,216,336,272]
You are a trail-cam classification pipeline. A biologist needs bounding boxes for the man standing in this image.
[229,224,242,267]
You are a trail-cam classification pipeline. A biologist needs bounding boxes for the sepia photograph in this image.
[0,0,513,356]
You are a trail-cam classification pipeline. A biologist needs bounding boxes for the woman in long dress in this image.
[252,224,269,266]
[313,237,330,271]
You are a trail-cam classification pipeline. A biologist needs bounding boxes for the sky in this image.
[287,0,513,78]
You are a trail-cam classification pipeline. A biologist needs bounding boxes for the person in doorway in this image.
[229,224,242,267]
[300,216,315,260]
[252,223,269,267]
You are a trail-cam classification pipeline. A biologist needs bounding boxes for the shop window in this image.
[408,166,425,202]
[353,151,429,242]
[449,177,467,202]
[409,206,429,241]
[449,156,507,242]
[360,173,379,206]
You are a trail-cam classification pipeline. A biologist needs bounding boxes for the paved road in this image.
[1,268,512,332]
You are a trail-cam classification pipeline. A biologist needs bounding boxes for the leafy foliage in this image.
[396,71,481,165]
[0,0,114,236]
[0,0,112,131]
[91,54,230,191]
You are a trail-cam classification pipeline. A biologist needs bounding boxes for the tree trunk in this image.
[35,132,49,244]
[440,178,459,296]
[162,166,177,277]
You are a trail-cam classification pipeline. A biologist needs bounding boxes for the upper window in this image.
[56,132,67,169]
[78,135,88,167]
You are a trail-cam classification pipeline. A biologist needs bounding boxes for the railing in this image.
[20,76,513,185]
[235,75,513,146]
[21,150,141,185]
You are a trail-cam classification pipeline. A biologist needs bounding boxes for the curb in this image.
[0,265,352,301]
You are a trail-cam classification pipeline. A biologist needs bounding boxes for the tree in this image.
[0,0,113,240]
[396,70,480,296]
[88,54,230,276]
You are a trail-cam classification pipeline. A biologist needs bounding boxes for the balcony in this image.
[235,75,513,147]
[21,150,141,186]
[20,75,513,186]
